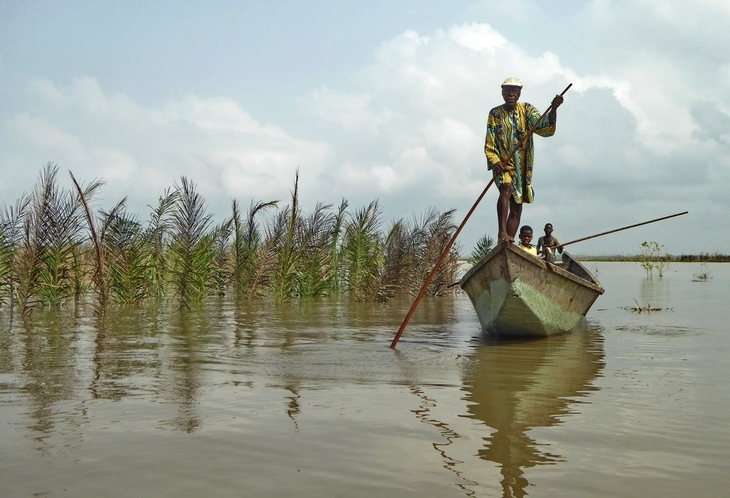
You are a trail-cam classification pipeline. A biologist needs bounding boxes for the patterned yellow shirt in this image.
[484,102,555,203]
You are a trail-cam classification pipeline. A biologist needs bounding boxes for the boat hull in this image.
[460,242,604,337]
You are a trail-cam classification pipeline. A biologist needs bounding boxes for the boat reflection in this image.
[461,327,604,497]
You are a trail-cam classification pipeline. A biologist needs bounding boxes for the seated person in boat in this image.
[536,223,563,262]
[517,225,538,256]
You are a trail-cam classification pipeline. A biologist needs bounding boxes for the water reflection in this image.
[90,307,163,401]
[163,307,218,433]
[18,310,82,443]
[639,275,671,306]
[461,327,605,497]
[410,385,481,497]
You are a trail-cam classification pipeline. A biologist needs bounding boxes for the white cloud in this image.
[446,22,506,54]
[0,78,330,217]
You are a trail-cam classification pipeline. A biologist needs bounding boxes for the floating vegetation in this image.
[623,299,673,313]
[692,264,711,282]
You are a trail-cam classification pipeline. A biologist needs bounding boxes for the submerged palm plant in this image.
[168,177,217,307]
[4,165,471,309]
[468,235,495,265]
[145,189,178,301]
[0,196,30,308]
[380,219,417,299]
[269,171,304,301]
[104,212,155,305]
[420,208,459,296]
[231,198,277,297]
[341,200,383,301]
[327,199,348,296]
[209,218,234,296]
[15,164,91,313]
[379,208,460,299]
[71,172,127,312]
[101,191,178,306]
[296,201,337,298]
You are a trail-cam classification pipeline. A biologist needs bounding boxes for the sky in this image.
[1,0,728,256]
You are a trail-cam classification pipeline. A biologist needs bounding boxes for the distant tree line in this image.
[575,254,730,262]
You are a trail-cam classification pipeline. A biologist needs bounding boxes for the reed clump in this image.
[0,164,461,316]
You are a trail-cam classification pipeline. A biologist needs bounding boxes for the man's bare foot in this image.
[498,232,514,243]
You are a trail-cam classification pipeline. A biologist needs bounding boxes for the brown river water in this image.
[1,262,728,497]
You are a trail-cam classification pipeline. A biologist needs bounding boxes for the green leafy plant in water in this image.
[168,176,218,308]
[2,165,469,309]
[380,219,415,300]
[372,207,461,301]
[209,218,234,296]
[0,195,30,313]
[268,171,302,301]
[15,164,91,313]
[296,200,338,298]
[415,207,459,297]
[231,198,278,298]
[97,190,177,306]
[639,241,670,278]
[71,171,130,312]
[104,213,151,305]
[342,200,383,301]
[145,189,178,301]
[326,199,348,297]
[468,235,495,265]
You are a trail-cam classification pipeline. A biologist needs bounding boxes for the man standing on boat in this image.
[485,78,563,243]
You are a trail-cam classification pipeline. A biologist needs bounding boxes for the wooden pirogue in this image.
[459,241,604,337]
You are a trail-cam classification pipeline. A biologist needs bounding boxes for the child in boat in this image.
[536,222,563,262]
[517,225,538,256]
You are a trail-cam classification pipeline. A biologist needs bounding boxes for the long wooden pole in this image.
[558,211,688,248]
[389,178,493,349]
[390,83,573,349]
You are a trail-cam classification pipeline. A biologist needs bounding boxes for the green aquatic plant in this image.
[0,195,30,312]
[269,171,302,301]
[15,164,91,313]
[379,208,460,300]
[104,212,153,305]
[468,235,495,265]
[168,176,218,308]
[144,188,178,301]
[342,200,383,301]
[380,219,414,300]
[0,165,464,310]
[639,241,670,278]
[71,171,128,312]
[231,199,277,297]
[326,199,348,296]
[417,207,459,297]
[296,200,338,298]
[692,263,711,281]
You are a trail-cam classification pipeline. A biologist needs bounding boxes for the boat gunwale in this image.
[460,242,604,295]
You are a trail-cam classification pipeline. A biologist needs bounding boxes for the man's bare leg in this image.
[496,184,513,242]
[506,199,522,241]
